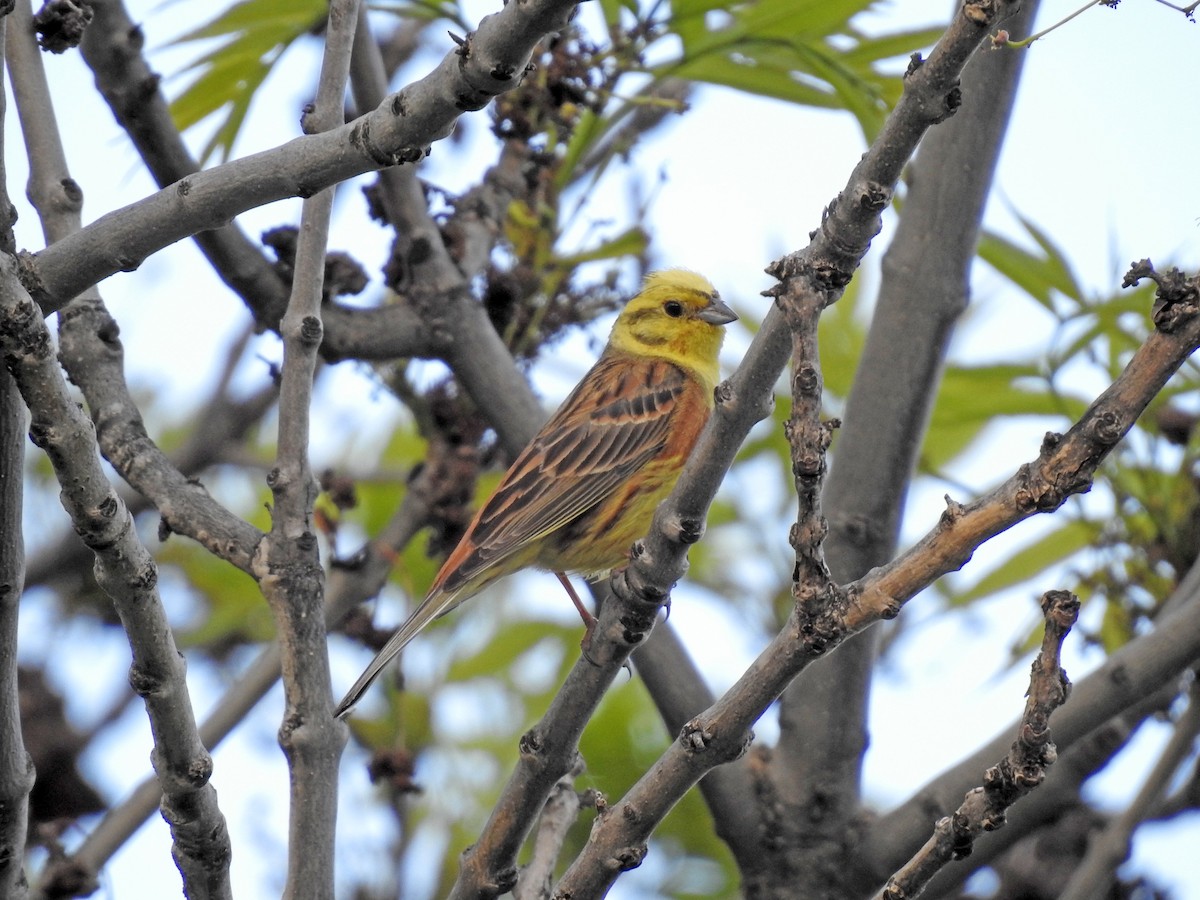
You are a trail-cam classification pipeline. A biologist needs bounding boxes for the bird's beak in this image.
[697,296,738,326]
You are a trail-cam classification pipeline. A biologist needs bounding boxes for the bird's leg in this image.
[556,572,604,665]
[555,571,596,628]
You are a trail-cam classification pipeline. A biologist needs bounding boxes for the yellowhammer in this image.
[335,269,736,717]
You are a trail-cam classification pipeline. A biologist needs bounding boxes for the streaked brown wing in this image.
[442,355,688,589]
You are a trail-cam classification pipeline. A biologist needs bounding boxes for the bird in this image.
[334,269,737,718]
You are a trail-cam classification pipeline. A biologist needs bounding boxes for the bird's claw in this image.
[579,618,601,666]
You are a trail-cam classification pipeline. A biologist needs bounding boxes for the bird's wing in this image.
[333,356,697,719]
[438,355,690,592]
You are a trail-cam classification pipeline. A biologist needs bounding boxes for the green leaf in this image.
[371,0,469,29]
[161,540,277,647]
[168,0,327,162]
[921,363,1089,471]
[837,26,943,68]
[668,53,843,108]
[977,220,1083,312]
[653,0,928,135]
[446,621,572,681]
[947,518,1102,606]
[578,679,739,891]
[557,226,649,267]
[1098,599,1134,653]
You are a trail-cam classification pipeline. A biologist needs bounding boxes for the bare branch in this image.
[861,555,1200,892]
[552,255,1200,895]
[849,263,1200,630]
[0,10,34,897]
[50,465,437,889]
[772,2,1041,887]
[1058,681,1200,900]
[514,757,589,900]
[5,0,267,577]
[78,0,434,361]
[5,2,231,894]
[921,681,1180,899]
[0,380,31,900]
[248,2,361,895]
[877,590,1080,899]
[26,0,583,315]
[435,3,1026,893]
[0,257,232,898]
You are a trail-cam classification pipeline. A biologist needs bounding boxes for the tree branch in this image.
[921,680,1180,899]
[5,3,232,895]
[513,757,589,900]
[552,259,1200,895]
[876,590,1079,899]
[247,2,360,895]
[46,461,438,891]
[434,5,1027,894]
[1058,679,1200,900]
[771,2,1040,890]
[0,9,34,896]
[859,541,1200,892]
[79,0,436,361]
[0,256,232,898]
[0,383,31,900]
[26,0,583,316]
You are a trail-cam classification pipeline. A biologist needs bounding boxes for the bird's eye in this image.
[664,300,684,318]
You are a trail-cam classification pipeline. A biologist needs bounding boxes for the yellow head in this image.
[606,269,737,393]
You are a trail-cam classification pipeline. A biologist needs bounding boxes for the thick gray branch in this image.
[251,2,360,895]
[0,12,33,898]
[0,256,231,900]
[0,376,32,900]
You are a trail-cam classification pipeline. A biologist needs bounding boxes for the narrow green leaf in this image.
[447,620,574,681]
[921,363,1088,470]
[837,27,944,67]
[949,518,1102,606]
[172,0,326,44]
[168,0,326,161]
[558,227,649,267]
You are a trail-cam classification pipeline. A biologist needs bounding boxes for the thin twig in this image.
[994,0,1108,48]
[249,1,360,895]
[0,256,232,900]
[513,757,588,900]
[48,472,436,891]
[551,260,1200,895]
[27,0,583,316]
[877,590,1080,899]
[1059,680,1200,900]
[449,3,1023,895]
[0,10,34,898]
[919,680,1181,899]
[5,2,232,895]
[860,518,1200,893]
[772,1,1040,887]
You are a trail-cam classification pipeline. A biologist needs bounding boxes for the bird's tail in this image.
[333,589,462,719]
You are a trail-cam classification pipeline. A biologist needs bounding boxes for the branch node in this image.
[856,181,892,212]
[679,719,712,752]
[299,315,323,347]
[939,494,966,524]
[610,843,647,872]
[963,0,999,26]
[518,727,545,758]
[714,378,735,407]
